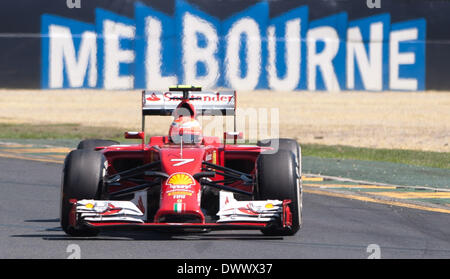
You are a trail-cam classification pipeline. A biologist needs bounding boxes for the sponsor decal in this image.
[212,150,217,164]
[168,190,193,197]
[265,203,274,209]
[166,172,195,199]
[41,0,426,91]
[205,153,212,162]
[100,203,122,216]
[166,172,195,186]
[163,92,233,103]
[239,207,260,216]
[146,92,161,101]
[223,204,259,216]
[170,158,195,166]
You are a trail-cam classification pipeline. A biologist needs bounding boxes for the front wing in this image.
[68,193,292,232]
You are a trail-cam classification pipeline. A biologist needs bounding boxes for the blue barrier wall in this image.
[1,0,449,91]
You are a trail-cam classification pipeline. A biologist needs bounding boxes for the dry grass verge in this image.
[0,89,448,152]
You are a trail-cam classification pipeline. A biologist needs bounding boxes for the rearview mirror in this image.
[124,132,145,144]
[224,131,243,139]
[223,131,243,144]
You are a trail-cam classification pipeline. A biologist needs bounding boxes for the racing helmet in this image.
[169,116,203,144]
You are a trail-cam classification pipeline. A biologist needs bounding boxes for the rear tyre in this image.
[256,149,301,236]
[60,149,107,236]
[77,139,119,150]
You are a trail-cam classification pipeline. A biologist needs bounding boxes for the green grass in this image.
[302,144,449,169]
[0,123,448,169]
[0,123,125,142]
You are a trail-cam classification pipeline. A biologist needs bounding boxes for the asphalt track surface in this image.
[1,157,450,259]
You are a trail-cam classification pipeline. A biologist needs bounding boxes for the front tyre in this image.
[60,149,107,236]
[256,149,301,236]
[257,138,303,230]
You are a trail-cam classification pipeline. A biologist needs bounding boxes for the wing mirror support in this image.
[223,131,243,145]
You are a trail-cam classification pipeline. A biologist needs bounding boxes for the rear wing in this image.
[142,90,236,116]
[141,89,237,133]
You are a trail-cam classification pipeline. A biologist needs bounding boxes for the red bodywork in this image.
[69,139,292,231]
[94,137,267,223]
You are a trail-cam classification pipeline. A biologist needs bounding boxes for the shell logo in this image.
[265,203,274,209]
[166,173,195,186]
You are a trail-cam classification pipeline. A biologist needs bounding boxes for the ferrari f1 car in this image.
[60,86,303,236]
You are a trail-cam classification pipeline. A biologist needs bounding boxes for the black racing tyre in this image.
[257,138,300,168]
[256,149,301,236]
[60,149,107,236]
[257,138,303,228]
[77,139,119,150]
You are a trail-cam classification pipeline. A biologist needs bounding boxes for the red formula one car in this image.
[60,86,303,236]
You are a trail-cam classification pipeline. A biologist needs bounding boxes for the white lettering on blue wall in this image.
[41,0,426,91]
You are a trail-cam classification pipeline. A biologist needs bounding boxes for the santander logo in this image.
[163,92,233,103]
[146,92,161,101]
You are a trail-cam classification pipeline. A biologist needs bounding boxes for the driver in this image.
[168,115,203,144]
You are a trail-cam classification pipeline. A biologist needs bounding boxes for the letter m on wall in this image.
[41,15,97,88]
